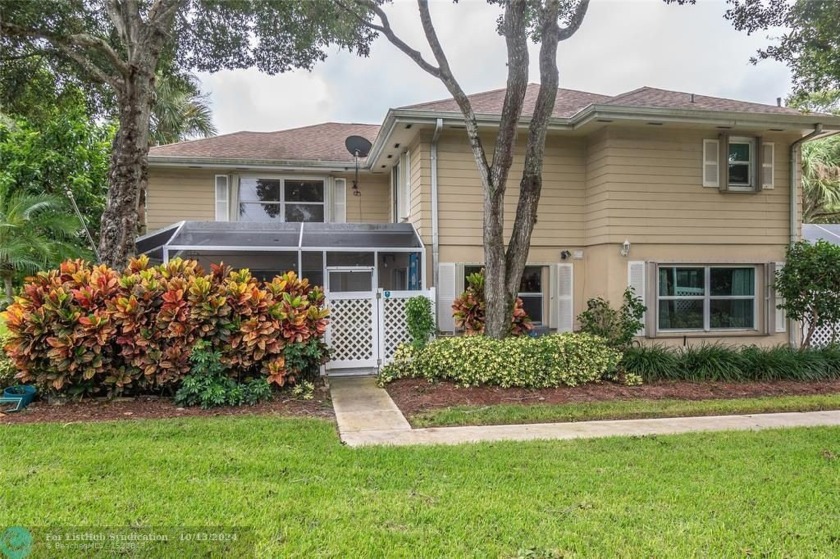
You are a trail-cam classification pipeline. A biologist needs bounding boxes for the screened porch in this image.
[135,221,426,293]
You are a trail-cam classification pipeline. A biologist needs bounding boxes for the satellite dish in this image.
[345,135,372,158]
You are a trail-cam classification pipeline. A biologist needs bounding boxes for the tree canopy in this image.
[668,0,840,96]
[0,0,375,268]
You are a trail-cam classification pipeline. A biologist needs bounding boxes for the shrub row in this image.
[622,344,840,383]
[379,333,621,388]
[3,257,329,396]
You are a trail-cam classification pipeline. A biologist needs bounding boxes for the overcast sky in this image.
[197,0,791,135]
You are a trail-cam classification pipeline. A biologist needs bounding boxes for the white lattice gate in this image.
[325,289,434,373]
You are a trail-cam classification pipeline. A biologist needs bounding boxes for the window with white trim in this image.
[464,265,546,324]
[727,138,754,188]
[658,266,756,331]
[238,177,325,222]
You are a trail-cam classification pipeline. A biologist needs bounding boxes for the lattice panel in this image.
[382,296,412,360]
[805,321,840,348]
[328,297,375,362]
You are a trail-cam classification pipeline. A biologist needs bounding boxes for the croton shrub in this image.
[3,257,329,396]
[452,270,532,335]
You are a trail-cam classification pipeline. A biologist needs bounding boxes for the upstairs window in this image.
[702,137,774,191]
[239,178,325,223]
[727,138,753,188]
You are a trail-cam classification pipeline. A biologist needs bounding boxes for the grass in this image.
[2,417,840,557]
[409,393,840,428]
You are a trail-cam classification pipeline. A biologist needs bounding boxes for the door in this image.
[325,267,378,371]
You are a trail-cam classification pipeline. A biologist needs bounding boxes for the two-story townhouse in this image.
[140,84,840,372]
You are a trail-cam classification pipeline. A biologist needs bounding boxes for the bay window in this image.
[658,266,756,331]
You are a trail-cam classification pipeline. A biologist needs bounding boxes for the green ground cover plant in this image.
[1,418,838,557]
[408,393,840,428]
[379,333,621,388]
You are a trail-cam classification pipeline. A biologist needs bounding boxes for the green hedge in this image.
[379,333,621,388]
[622,344,840,382]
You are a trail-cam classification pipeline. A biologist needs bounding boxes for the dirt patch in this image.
[386,378,840,417]
[1,384,333,425]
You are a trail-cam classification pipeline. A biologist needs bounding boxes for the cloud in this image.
[197,0,792,135]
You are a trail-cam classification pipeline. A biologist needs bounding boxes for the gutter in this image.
[431,118,443,325]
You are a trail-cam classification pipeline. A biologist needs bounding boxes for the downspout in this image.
[431,118,443,316]
[788,124,823,347]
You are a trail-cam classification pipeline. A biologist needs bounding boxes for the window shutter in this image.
[215,175,229,222]
[554,263,574,332]
[762,143,775,189]
[627,261,647,336]
[437,263,457,332]
[773,261,786,333]
[702,139,720,188]
[333,178,346,223]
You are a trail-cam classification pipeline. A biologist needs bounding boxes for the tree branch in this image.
[558,0,590,41]
[0,21,129,78]
[340,0,442,78]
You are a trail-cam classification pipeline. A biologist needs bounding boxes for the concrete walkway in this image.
[328,376,840,448]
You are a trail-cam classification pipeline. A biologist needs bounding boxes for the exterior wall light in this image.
[620,239,631,257]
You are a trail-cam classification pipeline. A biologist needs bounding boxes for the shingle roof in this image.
[401,84,611,118]
[149,122,380,163]
[400,84,800,117]
[149,85,807,163]
[602,86,801,115]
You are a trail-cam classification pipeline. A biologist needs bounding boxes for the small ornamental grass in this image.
[622,343,840,383]
[379,333,621,389]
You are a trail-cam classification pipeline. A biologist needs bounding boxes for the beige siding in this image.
[146,167,391,232]
[583,127,798,245]
[147,168,216,231]
[334,171,391,224]
[436,131,586,247]
[408,137,431,243]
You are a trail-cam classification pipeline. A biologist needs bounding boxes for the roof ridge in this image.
[606,85,792,110]
[604,86,652,104]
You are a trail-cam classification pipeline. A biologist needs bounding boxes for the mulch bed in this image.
[386,377,840,417]
[1,384,334,425]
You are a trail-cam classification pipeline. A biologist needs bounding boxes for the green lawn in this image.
[409,393,840,428]
[2,418,839,557]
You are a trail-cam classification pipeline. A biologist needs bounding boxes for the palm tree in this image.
[0,183,83,301]
[802,136,840,223]
[150,72,217,146]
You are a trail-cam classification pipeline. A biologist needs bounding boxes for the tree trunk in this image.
[3,274,13,303]
[504,2,562,303]
[98,68,155,270]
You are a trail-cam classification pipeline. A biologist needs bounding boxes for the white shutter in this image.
[702,139,720,188]
[215,175,229,222]
[773,261,786,333]
[554,263,574,332]
[628,261,647,336]
[404,151,412,219]
[437,263,457,332]
[333,178,346,223]
[762,143,775,189]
